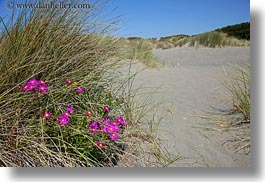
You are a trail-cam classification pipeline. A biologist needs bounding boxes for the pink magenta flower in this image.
[111,121,118,126]
[101,126,108,134]
[38,85,47,93]
[116,116,126,126]
[62,112,71,118]
[65,79,72,85]
[28,84,36,90]
[76,86,84,93]
[85,110,92,117]
[21,85,30,92]
[103,106,110,112]
[66,105,74,115]
[89,121,99,134]
[90,127,98,134]
[43,112,52,119]
[110,132,119,141]
[38,80,46,86]
[97,141,105,149]
[27,78,38,86]
[103,118,110,125]
[21,78,49,93]
[58,115,70,125]
[107,124,119,134]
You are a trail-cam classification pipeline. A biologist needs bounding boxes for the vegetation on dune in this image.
[215,22,250,40]
[124,22,250,50]
[158,34,189,41]
[153,31,249,49]
[0,0,138,167]
[226,64,250,122]
[199,63,250,154]
[0,0,178,167]
[221,63,250,154]
[186,31,249,48]
[122,39,160,68]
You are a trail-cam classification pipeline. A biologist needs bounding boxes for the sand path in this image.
[132,47,250,167]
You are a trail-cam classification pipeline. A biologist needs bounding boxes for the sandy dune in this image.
[132,47,250,167]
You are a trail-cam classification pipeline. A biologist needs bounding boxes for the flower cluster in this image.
[56,105,74,125]
[21,78,47,93]
[89,115,126,141]
[23,78,127,151]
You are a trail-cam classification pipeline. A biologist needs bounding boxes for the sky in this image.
[0,0,250,38]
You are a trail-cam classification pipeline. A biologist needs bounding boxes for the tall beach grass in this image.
[122,39,160,68]
[0,0,137,167]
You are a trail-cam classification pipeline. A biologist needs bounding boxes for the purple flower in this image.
[107,124,119,134]
[66,105,74,115]
[101,126,108,134]
[65,79,72,85]
[38,85,47,93]
[76,86,84,93]
[89,121,99,134]
[89,121,98,128]
[97,141,105,149]
[103,106,110,112]
[62,112,71,118]
[27,78,38,86]
[110,132,119,141]
[21,78,48,93]
[116,116,126,126]
[43,112,52,119]
[103,118,110,125]
[38,80,46,86]
[21,85,30,92]
[111,121,118,126]
[58,115,70,125]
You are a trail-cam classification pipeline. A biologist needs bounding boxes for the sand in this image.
[131,47,250,167]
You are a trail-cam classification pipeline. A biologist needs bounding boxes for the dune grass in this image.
[123,39,160,68]
[0,0,140,167]
[197,63,250,155]
[177,31,249,48]
[140,31,250,49]
[226,64,250,122]
[223,63,250,154]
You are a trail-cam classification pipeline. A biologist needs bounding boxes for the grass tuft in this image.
[122,39,160,68]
